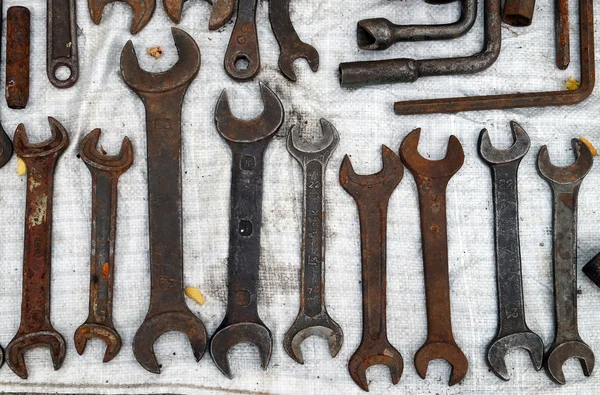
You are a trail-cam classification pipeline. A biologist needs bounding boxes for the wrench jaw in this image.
[163,0,184,23]
[210,322,273,379]
[278,43,319,82]
[399,129,464,179]
[486,331,544,380]
[348,339,403,392]
[356,19,394,51]
[283,312,344,364]
[74,323,122,363]
[537,139,593,185]
[6,330,67,379]
[80,129,134,173]
[544,340,595,384]
[414,341,468,386]
[478,121,531,165]
[13,117,69,158]
[286,119,339,164]
[88,0,156,34]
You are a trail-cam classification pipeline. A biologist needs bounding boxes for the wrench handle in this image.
[269,0,297,50]
[47,0,78,88]
[224,0,260,80]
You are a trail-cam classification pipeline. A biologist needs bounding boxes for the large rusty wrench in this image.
[47,0,78,88]
[6,118,69,379]
[74,129,133,363]
[88,0,156,34]
[121,27,207,373]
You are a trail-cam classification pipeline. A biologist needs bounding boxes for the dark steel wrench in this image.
[537,138,594,384]
[6,117,69,379]
[269,0,319,81]
[74,129,133,363]
[88,0,155,34]
[340,145,404,392]
[478,122,544,380]
[284,119,342,364]
[399,129,468,386]
[121,28,207,374]
[224,0,260,80]
[47,0,78,88]
[210,82,284,378]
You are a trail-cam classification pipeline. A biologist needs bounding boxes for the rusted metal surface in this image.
[394,0,594,114]
[555,0,569,70]
[399,129,467,386]
[47,0,78,88]
[357,0,477,50]
[74,129,133,363]
[209,0,236,30]
[284,119,343,364]
[537,139,595,385]
[121,28,207,374]
[339,0,499,86]
[209,83,283,378]
[340,145,404,392]
[6,117,69,379]
[478,122,543,381]
[88,0,155,34]
[502,0,535,26]
[224,0,260,80]
[6,6,30,109]
[269,0,319,81]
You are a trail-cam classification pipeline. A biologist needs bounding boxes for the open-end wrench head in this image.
[545,340,595,384]
[278,42,319,82]
[74,323,122,363]
[537,139,593,185]
[414,341,468,386]
[286,118,339,165]
[214,82,284,143]
[283,312,343,364]
[583,251,600,288]
[0,124,13,168]
[80,129,134,174]
[210,322,273,378]
[132,311,207,374]
[399,129,464,179]
[478,121,531,165]
[487,331,544,380]
[13,117,69,158]
[348,339,403,392]
[89,0,156,34]
[356,18,395,51]
[120,28,200,94]
[6,330,67,379]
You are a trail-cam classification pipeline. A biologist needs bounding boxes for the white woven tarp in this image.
[0,0,599,393]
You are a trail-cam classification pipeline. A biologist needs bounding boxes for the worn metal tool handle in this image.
[224,0,260,80]
[47,0,79,88]
[6,6,30,109]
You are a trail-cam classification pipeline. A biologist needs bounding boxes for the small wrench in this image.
[210,82,284,378]
[88,0,155,34]
[121,28,207,373]
[224,0,260,80]
[163,0,233,29]
[284,119,343,364]
[47,0,78,88]
[340,145,404,392]
[269,0,319,81]
[478,122,544,380]
[74,129,133,363]
[6,117,69,379]
[399,129,468,386]
[537,138,594,384]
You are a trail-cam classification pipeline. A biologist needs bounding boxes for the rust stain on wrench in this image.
[121,28,207,373]
[538,139,594,384]
[47,0,78,88]
[224,0,260,80]
[74,129,133,363]
[88,0,156,34]
[400,129,468,386]
[340,145,404,392]
[6,118,69,379]
[284,119,342,364]
[210,83,284,378]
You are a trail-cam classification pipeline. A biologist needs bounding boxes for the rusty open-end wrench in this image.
[164,0,234,30]
[210,83,284,378]
[6,117,69,379]
[537,139,594,385]
[399,129,468,386]
[74,129,133,363]
[224,0,260,80]
[47,0,78,88]
[340,145,404,392]
[269,0,319,81]
[478,122,544,380]
[121,28,207,374]
[88,0,155,34]
[284,119,343,364]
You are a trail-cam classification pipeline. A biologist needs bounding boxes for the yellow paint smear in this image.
[566,76,581,90]
[17,157,26,176]
[185,287,205,305]
[580,137,598,156]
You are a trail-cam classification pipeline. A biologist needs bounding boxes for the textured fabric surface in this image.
[0,0,598,394]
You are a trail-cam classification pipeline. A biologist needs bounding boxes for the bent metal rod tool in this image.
[6,118,69,379]
[537,139,595,385]
[74,129,133,363]
[269,0,319,81]
[399,129,468,386]
[478,122,543,381]
[224,0,260,80]
[88,0,155,34]
[284,119,343,364]
[210,83,284,378]
[6,6,30,109]
[47,0,79,88]
[121,28,207,373]
[340,145,404,392]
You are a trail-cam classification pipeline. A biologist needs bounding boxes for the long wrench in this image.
[284,119,343,364]
[47,0,78,88]
[478,122,544,380]
[537,138,595,384]
[224,0,260,80]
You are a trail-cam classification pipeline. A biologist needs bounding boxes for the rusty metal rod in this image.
[502,0,535,26]
[394,0,593,115]
[555,0,569,70]
[6,6,30,109]
[339,0,500,86]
